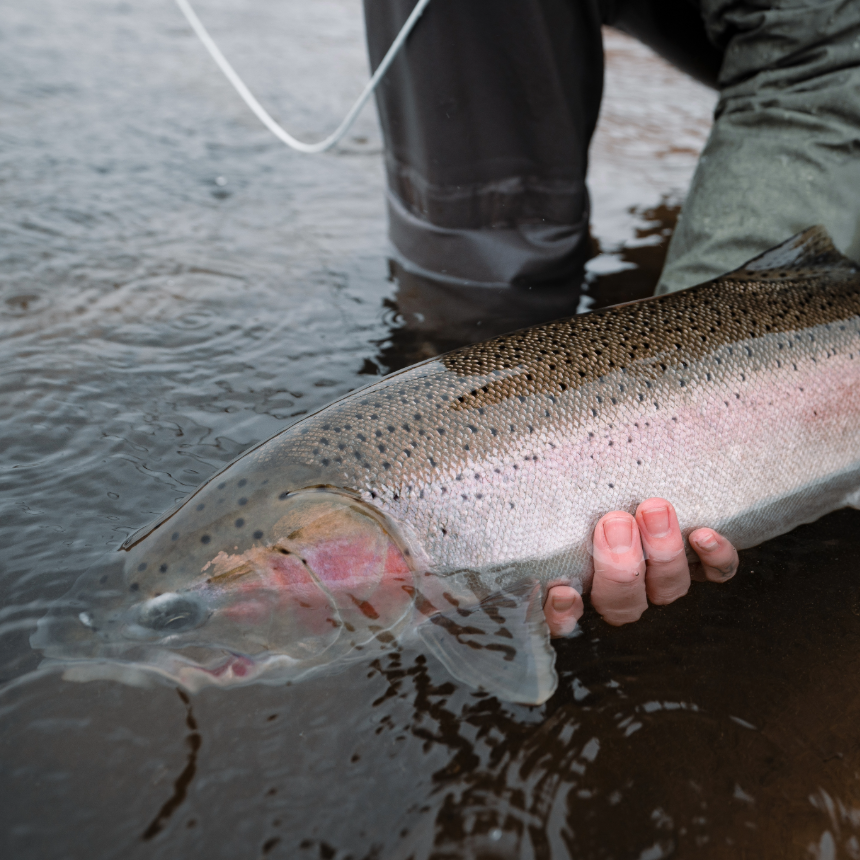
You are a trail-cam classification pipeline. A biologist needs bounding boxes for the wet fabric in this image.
[363,0,604,287]
[656,0,860,293]
[366,0,860,294]
[610,0,723,88]
[364,0,720,288]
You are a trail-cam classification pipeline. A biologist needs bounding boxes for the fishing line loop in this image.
[174,0,432,153]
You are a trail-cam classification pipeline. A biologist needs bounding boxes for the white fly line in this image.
[174,0,432,154]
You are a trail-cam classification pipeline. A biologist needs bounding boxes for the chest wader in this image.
[365,0,860,297]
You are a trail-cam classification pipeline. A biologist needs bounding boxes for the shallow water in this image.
[2,3,859,858]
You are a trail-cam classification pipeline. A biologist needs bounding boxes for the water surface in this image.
[2,3,858,858]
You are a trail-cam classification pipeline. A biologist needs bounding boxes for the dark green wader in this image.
[657,0,860,293]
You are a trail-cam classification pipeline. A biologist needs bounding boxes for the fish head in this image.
[32,488,417,690]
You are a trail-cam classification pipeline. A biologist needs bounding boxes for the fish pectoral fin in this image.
[724,226,856,280]
[417,581,557,706]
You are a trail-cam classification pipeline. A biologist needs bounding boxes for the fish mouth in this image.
[51,648,292,693]
[32,489,418,691]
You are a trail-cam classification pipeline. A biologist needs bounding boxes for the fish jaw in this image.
[32,489,419,690]
[53,649,302,693]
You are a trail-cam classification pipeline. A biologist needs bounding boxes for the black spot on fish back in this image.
[440,256,860,410]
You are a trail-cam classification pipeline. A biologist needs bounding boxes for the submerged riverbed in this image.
[2,3,859,858]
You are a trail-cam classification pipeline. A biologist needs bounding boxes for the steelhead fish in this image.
[33,228,860,704]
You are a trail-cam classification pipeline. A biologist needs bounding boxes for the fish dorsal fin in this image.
[724,226,855,280]
[417,581,557,705]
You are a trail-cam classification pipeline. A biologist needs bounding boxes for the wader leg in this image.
[610,0,722,89]
[656,0,860,294]
[363,0,605,288]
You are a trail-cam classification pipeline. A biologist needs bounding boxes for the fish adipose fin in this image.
[723,226,857,279]
[417,582,557,706]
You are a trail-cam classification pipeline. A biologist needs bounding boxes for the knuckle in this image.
[601,605,646,626]
[648,587,688,605]
[644,547,685,565]
[600,565,645,585]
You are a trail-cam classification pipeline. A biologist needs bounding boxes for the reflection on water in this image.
[586,202,681,311]
[372,261,584,375]
[8,511,860,859]
[141,690,201,842]
[2,2,859,859]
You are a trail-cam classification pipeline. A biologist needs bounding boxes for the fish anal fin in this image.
[724,226,855,281]
[417,581,557,705]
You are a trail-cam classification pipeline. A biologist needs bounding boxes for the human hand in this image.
[543,497,739,637]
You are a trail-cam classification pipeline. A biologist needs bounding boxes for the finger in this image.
[636,498,690,605]
[689,528,739,582]
[590,511,647,626]
[543,585,584,638]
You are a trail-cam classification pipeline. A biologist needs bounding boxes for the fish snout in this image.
[125,592,209,639]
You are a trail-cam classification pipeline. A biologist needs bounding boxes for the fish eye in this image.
[136,593,207,633]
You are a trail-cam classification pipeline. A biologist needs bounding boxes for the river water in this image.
[2,2,859,858]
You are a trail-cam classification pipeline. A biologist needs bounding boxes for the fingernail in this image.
[641,505,670,538]
[552,595,575,612]
[693,530,719,551]
[603,517,633,553]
